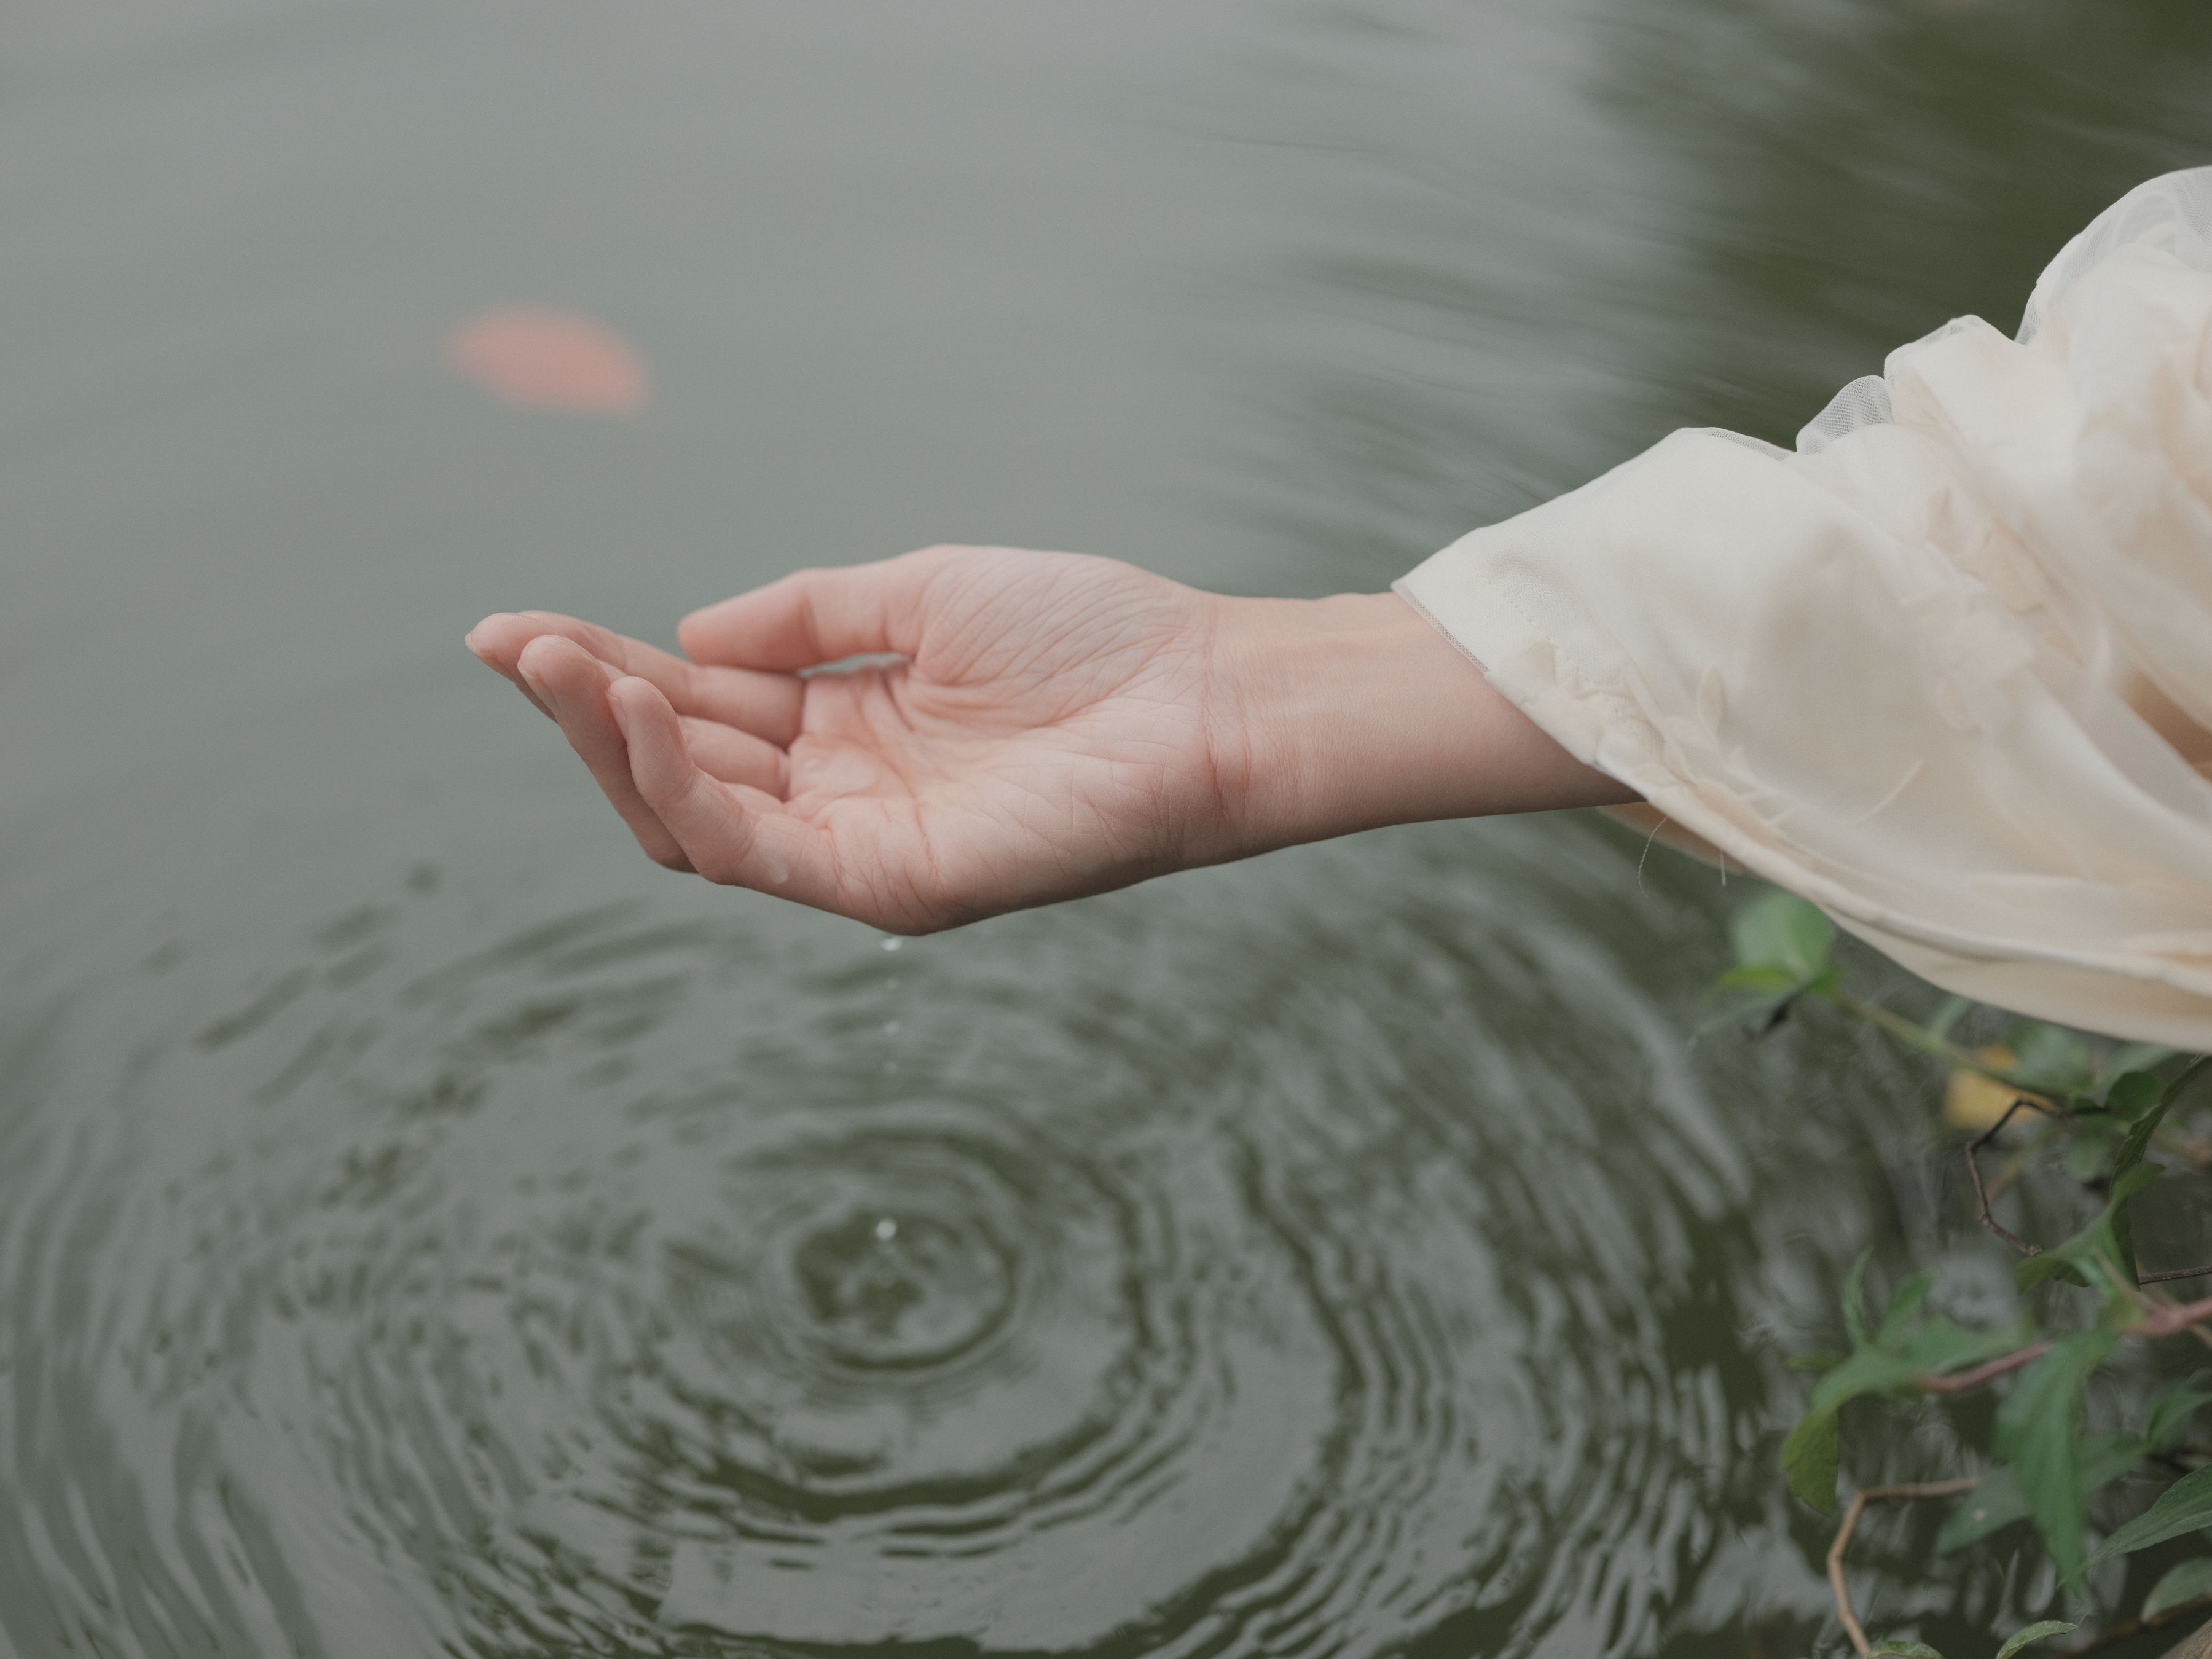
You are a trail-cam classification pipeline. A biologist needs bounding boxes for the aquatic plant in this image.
[1714,889,2212,1658]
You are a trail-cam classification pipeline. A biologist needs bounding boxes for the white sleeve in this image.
[1395,168,2212,1049]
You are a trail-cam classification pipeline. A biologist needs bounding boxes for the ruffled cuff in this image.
[1396,169,2212,1049]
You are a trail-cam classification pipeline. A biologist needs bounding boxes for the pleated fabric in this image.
[1398,169,2212,1048]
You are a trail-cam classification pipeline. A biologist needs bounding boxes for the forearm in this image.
[1204,590,1639,858]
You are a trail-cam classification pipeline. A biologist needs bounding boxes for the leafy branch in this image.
[1706,889,2212,1658]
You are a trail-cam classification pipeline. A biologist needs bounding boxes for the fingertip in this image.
[674,600,730,662]
[606,671,661,712]
[606,673,680,745]
[513,632,560,687]
[514,630,579,673]
[466,611,520,658]
[610,675,708,818]
[678,575,811,665]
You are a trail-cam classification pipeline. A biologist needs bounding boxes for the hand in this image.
[466,545,1632,932]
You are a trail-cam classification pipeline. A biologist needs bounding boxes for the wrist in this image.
[1204,589,1636,857]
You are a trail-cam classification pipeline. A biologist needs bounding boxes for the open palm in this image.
[468,546,1249,931]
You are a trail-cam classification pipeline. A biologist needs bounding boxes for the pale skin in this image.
[466,544,1638,934]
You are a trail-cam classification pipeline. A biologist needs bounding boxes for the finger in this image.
[676,544,981,671]
[516,636,695,871]
[679,715,790,796]
[510,610,806,745]
[609,677,853,916]
[466,612,560,718]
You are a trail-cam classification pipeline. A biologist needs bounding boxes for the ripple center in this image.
[790,1209,1013,1368]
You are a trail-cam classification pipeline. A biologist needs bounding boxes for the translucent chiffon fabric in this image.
[1396,168,2212,1049]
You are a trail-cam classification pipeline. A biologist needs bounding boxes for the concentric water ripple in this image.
[0,825,1850,1658]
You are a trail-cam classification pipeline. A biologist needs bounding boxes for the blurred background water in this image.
[3,2,2211,1655]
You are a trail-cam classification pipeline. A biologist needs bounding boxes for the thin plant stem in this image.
[1916,1343,2052,1395]
[2061,1592,2212,1654]
[1967,1096,2065,1255]
[1826,1478,1980,1657]
[2136,1288,2212,1339]
[1830,989,2032,1082]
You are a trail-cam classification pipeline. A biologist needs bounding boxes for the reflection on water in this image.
[6,0,2212,1655]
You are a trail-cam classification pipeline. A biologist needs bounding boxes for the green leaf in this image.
[1879,1271,1938,1343]
[1806,1319,2031,1424]
[1803,1344,1922,1416]
[1692,962,1845,1045]
[1730,888,1834,980]
[2062,1124,2119,1182]
[1869,1642,1945,1658]
[1890,1314,2032,1378]
[2112,1092,2173,1282]
[2013,1163,2164,1295]
[2147,1384,2212,1453]
[1993,1326,2119,1581]
[2119,1158,2166,1201]
[1993,1622,2076,1658]
[1712,963,1801,993]
[1840,1256,1875,1354]
[1934,1435,2144,1554]
[1844,1248,1873,1349]
[2108,1044,2179,1085]
[1690,988,1798,1043]
[2103,1159,2163,1284]
[2106,1069,2167,1121]
[1784,1258,2033,1516]
[1781,1407,1840,1514]
[2008,1023,2098,1093]
[1926,994,1973,1041]
[1786,1350,1843,1372]
[2114,1099,2170,1179]
[2085,1461,2212,1571]
[2017,1253,2093,1292]
[2144,1559,2212,1622]
[2162,1054,2212,1109]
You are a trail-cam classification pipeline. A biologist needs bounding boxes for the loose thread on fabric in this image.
[1635,813,1669,897]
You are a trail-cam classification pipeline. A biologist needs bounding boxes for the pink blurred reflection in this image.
[442,307,650,415]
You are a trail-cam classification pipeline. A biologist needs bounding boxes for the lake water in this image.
[4,2,2210,1655]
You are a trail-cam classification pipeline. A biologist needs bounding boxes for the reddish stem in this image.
[2139,1292,2212,1338]
[1915,1342,2053,1395]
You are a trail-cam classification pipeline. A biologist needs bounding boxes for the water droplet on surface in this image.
[791,1210,1006,1368]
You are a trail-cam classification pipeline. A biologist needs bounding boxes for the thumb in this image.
[677,544,976,671]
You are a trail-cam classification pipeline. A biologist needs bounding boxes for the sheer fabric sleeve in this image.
[1395,168,2212,1049]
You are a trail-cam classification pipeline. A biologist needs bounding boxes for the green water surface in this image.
[3,2,2210,1655]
